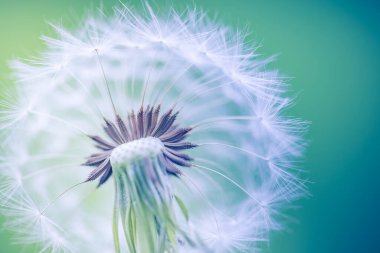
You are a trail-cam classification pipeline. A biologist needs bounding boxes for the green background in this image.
[0,0,379,252]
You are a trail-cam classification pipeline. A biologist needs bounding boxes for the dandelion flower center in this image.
[110,137,163,167]
[84,104,195,186]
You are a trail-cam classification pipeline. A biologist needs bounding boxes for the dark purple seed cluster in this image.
[83,105,197,186]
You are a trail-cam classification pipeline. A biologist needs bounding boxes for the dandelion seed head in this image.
[0,3,308,253]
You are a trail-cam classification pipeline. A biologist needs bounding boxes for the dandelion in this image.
[0,3,307,253]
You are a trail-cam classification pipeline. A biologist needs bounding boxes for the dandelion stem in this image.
[113,178,121,253]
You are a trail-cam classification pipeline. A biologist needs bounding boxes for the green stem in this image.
[113,178,121,253]
[119,171,137,253]
[112,158,193,253]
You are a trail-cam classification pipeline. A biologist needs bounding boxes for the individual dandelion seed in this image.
[0,3,308,253]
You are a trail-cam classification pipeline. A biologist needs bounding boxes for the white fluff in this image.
[0,3,307,253]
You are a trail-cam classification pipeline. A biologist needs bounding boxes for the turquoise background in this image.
[0,0,379,252]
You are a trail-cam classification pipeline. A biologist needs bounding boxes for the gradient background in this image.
[0,0,379,252]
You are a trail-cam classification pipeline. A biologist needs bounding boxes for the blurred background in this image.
[0,0,379,252]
